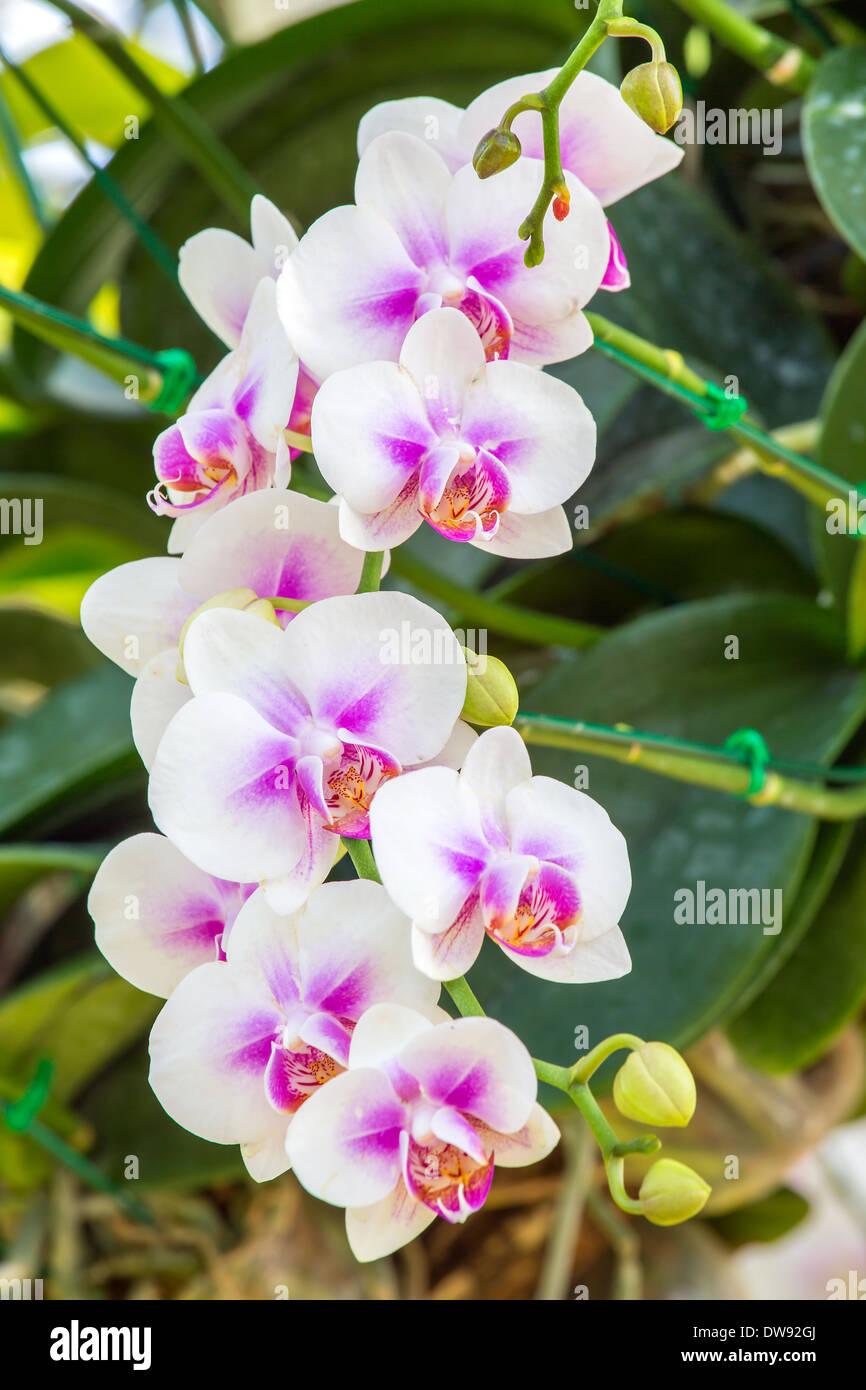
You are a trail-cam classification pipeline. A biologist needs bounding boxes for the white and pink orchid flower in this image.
[369,724,631,983]
[81,489,365,768]
[286,1002,559,1260]
[148,592,469,912]
[89,832,254,997]
[150,278,299,552]
[277,130,609,381]
[358,70,683,295]
[148,881,442,1181]
[179,193,299,350]
[311,306,594,556]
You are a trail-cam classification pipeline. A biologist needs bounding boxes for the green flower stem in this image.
[50,0,258,222]
[357,550,385,594]
[500,0,624,264]
[342,837,381,882]
[390,550,602,649]
[570,1032,645,1084]
[587,312,849,512]
[568,1082,645,1214]
[668,0,815,94]
[686,420,821,504]
[515,712,866,820]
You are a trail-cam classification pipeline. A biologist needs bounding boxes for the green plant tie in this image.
[3,1057,53,1131]
[1,1057,155,1224]
[723,727,771,796]
[150,348,199,415]
[698,381,749,431]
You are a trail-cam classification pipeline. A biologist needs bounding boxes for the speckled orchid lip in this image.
[401,1130,494,1222]
[482,860,582,959]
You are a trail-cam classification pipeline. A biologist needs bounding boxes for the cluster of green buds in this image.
[612,1040,710,1225]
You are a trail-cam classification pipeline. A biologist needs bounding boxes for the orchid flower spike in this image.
[89,832,255,997]
[358,70,684,294]
[277,130,609,379]
[80,489,365,769]
[148,881,441,1181]
[311,307,595,556]
[147,591,470,911]
[286,1002,559,1260]
[370,724,631,981]
[149,279,299,552]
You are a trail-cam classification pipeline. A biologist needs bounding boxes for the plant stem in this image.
[357,550,384,594]
[571,1033,644,1084]
[687,420,820,504]
[587,312,848,512]
[50,0,258,222]
[390,550,602,649]
[515,712,866,820]
[342,837,381,882]
[668,0,815,94]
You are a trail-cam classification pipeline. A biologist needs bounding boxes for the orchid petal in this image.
[148,960,282,1143]
[358,96,465,171]
[286,1067,404,1207]
[277,204,424,382]
[506,775,631,938]
[89,832,250,997]
[370,766,490,932]
[473,503,572,558]
[346,1177,437,1261]
[354,131,450,271]
[148,691,305,884]
[80,557,193,676]
[400,1015,536,1133]
[129,647,191,771]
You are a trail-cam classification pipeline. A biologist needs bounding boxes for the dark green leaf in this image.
[804,47,866,262]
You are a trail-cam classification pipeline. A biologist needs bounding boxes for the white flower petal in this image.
[241,1113,293,1182]
[285,1066,404,1208]
[462,358,596,513]
[347,1001,436,1071]
[346,1178,436,1261]
[277,204,424,382]
[370,765,489,932]
[400,1015,537,1133]
[148,691,305,884]
[459,725,532,838]
[358,96,465,171]
[481,1102,560,1167]
[178,227,265,348]
[311,360,434,513]
[506,775,632,938]
[474,503,572,558]
[148,960,281,1143]
[510,922,631,983]
[178,488,364,606]
[354,131,450,272]
[80,557,193,676]
[89,832,244,997]
[280,592,467,766]
[130,647,191,771]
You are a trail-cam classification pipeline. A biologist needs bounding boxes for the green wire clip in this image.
[3,1057,54,1131]
[724,727,771,797]
[1,1057,155,1224]
[695,382,749,432]
[149,348,199,416]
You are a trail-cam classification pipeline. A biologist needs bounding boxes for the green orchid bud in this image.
[613,1041,696,1128]
[472,127,522,179]
[460,649,519,727]
[639,1158,711,1226]
[620,61,683,135]
[176,589,279,682]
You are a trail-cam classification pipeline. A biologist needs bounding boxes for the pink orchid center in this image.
[420,444,509,543]
[403,1134,494,1223]
[417,270,512,362]
[322,741,401,836]
[151,410,252,517]
[486,862,582,959]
